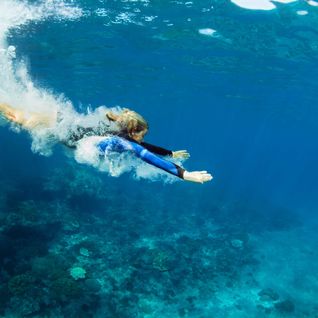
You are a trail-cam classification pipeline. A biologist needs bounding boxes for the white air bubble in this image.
[297,10,308,15]
[273,0,297,3]
[7,46,16,58]
[231,0,276,10]
[307,0,318,6]
[198,28,217,37]
[144,15,157,22]
[231,0,298,10]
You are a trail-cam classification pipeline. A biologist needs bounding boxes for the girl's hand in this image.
[172,150,190,159]
[183,171,213,183]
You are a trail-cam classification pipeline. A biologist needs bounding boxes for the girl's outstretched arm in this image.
[134,145,212,183]
[98,136,212,183]
[140,141,190,159]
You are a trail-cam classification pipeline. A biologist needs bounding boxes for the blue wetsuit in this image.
[97,136,185,179]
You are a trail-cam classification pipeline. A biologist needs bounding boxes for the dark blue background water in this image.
[1,1,318,317]
[4,0,318,212]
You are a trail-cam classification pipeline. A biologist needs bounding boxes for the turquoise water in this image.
[0,0,318,317]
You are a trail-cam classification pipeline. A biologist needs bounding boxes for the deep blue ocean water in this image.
[0,0,318,317]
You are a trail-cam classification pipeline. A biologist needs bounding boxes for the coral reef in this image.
[0,164,316,317]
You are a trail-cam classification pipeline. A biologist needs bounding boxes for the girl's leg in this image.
[0,103,25,125]
[0,103,56,129]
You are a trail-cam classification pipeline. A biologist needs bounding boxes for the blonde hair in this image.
[106,108,148,135]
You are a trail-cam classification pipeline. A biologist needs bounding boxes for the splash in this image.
[0,0,84,155]
[74,136,182,182]
[0,0,181,182]
[0,1,107,153]
[0,0,83,44]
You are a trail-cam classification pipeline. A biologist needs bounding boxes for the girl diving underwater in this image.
[0,103,212,183]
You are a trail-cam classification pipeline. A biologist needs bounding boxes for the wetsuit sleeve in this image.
[133,143,185,179]
[98,137,185,179]
[140,141,173,157]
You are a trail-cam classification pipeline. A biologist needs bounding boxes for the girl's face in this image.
[130,129,148,143]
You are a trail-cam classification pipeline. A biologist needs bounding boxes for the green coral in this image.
[152,250,170,272]
[70,266,86,280]
[8,273,36,295]
[50,277,82,300]
[44,163,107,199]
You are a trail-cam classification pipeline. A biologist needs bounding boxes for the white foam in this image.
[231,0,276,10]
[95,8,109,17]
[0,0,82,44]
[272,0,297,3]
[307,0,318,6]
[112,12,139,25]
[144,16,157,22]
[297,10,308,15]
[198,28,218,37]
[74,136,106,169]
[231,0,298,10]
